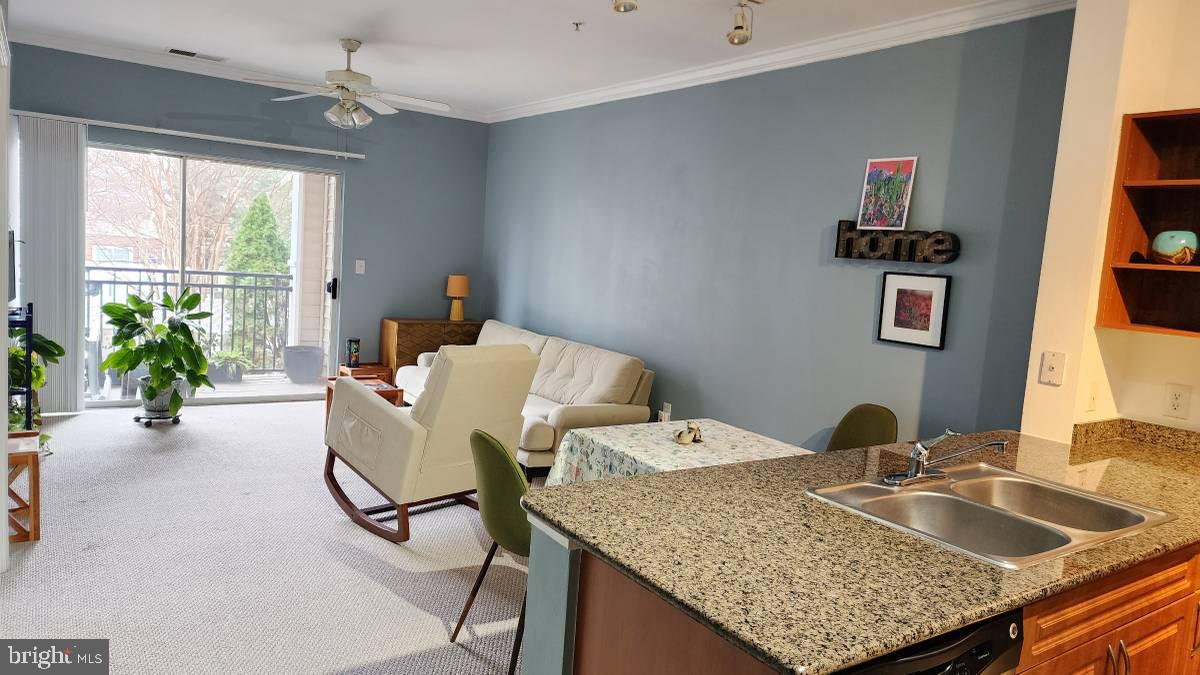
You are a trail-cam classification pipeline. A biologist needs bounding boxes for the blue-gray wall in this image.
[482,12,1073,445]
[11,44,489,362]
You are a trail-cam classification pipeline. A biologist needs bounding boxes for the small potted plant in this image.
[210,351,252,383]
[9,330,65,433]
[100,288,214,422]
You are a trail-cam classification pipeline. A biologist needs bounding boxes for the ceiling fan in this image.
[246,38,451,129]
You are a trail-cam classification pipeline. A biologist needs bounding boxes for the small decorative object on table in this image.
[346,337,361,368]
[1150,230,1197,265]
[878,272,951,350]
[673,420,704,445]
[446,274,470,322]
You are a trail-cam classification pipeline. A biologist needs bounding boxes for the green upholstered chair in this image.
[451,430,531,675]
[826,404,899,452]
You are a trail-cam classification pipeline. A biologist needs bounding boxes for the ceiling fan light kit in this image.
[246,38,451,130]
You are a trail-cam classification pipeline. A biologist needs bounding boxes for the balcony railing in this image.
[84,265,294,374]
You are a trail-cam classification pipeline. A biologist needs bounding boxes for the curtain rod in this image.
[11,110,366,160]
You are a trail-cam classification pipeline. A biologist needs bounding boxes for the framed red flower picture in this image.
[878,272,950,349]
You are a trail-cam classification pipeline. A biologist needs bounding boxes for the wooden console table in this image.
[8,434,40,543]
[379,319,484,372]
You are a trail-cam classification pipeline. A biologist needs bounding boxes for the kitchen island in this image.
[521,424,1200,674]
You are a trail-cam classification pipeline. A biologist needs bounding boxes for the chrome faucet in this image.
[882,429,1009,487]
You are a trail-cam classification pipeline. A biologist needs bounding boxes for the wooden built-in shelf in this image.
[1111,262,1200,273]
[1124,179,1200,189]
[1097,321,1200,339]
[1097,108,1200,338]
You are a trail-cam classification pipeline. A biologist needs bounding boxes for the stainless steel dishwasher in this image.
[843,609,1022,674]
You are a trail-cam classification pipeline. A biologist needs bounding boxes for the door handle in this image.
[1107,644,1118,675]
[325,277,339,300]
[1119,639,1131,674]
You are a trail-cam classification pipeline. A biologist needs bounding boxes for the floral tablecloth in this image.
[545,418,813,486]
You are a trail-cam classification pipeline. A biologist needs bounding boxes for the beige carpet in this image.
[1,401,528,674]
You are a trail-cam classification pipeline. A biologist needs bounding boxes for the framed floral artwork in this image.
[878,272,950,349]
[857,156,917,230]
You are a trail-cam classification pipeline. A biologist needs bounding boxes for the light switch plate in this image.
[1038,351,1066,386]
[355,259,366,275]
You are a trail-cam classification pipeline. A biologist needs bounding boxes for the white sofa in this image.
[395,320,654,471]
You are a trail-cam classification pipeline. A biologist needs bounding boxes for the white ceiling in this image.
[9,0,1072,122]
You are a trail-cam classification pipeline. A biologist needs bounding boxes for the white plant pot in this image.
[139,376,184,414]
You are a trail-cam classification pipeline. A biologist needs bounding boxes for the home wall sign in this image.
[834,220,960,264]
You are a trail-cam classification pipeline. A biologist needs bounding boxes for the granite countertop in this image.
[522,427,1200,674]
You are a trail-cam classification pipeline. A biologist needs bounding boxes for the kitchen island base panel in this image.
[573,551,778,675]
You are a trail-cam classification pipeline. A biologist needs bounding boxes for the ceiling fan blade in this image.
[358,96,399,115]
[272,92,328,102]
[245,78,330,93]
[370,92,452,113]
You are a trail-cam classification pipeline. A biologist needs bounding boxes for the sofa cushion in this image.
[532,338,644,405]
[478,320,549,355]
[394,364,429,402]
[521,393,559,422]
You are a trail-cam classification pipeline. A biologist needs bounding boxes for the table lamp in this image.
[446,274,470,321]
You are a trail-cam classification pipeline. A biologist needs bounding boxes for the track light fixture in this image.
[612,1,765,45]
[727,1,754,46]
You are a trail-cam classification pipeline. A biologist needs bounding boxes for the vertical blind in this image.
[16,116,86,413]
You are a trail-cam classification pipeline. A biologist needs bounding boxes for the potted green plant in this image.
[100,288,214,419]
[210,351,252,383]
[8,330,65,433]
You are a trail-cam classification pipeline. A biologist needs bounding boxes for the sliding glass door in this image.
[83,146,341,405]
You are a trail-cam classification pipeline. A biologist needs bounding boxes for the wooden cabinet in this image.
[1018,545,1200,673]
[378,318,484,373]
[1025,596,1192,674]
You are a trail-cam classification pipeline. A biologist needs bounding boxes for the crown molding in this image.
[8,29,491,123]
[11,0,1075,126]
[485,0,1075,122]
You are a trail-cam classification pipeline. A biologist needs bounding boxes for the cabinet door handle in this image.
[1194,602,1200,651]
[1107,644,1118,675]
[1119,639,1131,675]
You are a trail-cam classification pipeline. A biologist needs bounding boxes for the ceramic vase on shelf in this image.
[1150,230,1197,265]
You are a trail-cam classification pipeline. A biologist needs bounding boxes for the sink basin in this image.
[809,463,1174,569]
[861,492,1071,559]
[951,476,1146,532]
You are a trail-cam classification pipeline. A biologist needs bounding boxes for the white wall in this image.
[1022,0,1200,441]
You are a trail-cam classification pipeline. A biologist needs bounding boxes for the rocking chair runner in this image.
[323,344,539,542]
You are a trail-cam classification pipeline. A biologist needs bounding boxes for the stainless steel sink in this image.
[808,463,1174,569]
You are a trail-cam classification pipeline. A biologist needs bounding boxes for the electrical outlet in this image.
[1166,383,1192,420]
[659,402,672,423]
[355,259,366,275]
[1038,351,1066,387]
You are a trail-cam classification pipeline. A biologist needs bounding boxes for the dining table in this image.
[545,418,814,486]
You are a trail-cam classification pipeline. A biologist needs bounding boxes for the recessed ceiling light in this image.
[613,0,638,13]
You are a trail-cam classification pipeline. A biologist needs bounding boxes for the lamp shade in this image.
[446,274,470,298]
